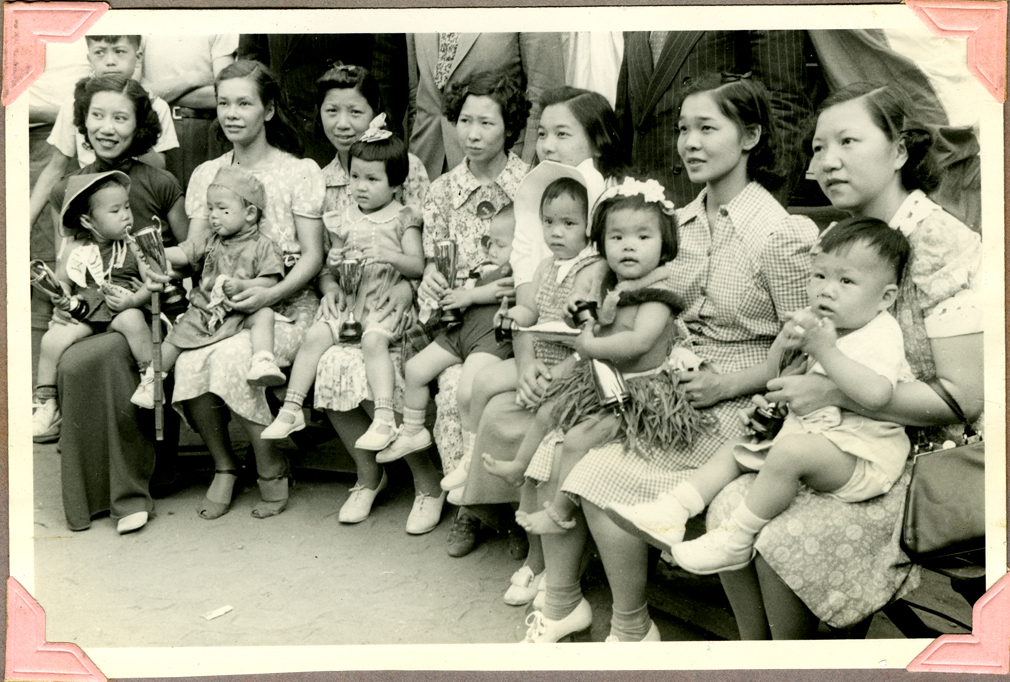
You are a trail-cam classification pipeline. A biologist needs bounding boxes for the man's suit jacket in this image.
[616,31,811,207]
[407,33,565,181]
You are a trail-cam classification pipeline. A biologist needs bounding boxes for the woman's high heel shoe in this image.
[252,475,289,519]
[197,470,239,520]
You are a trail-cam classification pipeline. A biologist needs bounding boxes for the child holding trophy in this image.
[130,166,286,409]
[262,117,424,448]
[32,171,153,443]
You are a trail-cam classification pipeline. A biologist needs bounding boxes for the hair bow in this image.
[596,178,676,216]
[359,113,393,143]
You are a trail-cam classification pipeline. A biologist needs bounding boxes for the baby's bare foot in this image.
[517,506,573,535]
[481,453,527,487]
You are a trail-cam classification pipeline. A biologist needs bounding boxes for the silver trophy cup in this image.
[30,259,89,320]
[433,239,462,324]
[336,258,365,341]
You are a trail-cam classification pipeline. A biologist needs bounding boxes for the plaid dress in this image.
[562,182,817,506]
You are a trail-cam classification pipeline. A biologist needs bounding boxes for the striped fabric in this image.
[615,30,811,207]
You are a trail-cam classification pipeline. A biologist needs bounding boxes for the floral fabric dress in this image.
[313,153,430,413]
[708,190,983,628]
[172,150,326,425]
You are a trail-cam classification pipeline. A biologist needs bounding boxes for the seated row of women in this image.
[36,59,983,643]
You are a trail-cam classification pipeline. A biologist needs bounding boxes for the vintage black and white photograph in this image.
[6,4,1004,677]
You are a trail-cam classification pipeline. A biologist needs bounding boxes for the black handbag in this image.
[900,379,984,563]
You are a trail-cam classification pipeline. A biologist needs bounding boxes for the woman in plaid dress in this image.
[524,74,818,643]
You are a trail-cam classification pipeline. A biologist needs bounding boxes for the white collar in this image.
[888,190,941,238]
[555,244,596,283]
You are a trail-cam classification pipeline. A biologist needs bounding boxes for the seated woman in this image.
[522,74,818,642]
[171,60,325,520]
[52,75,188,534]
[709,82,982,639]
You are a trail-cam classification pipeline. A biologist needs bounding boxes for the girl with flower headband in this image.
[524,74,818,644]
[493,176,712,540]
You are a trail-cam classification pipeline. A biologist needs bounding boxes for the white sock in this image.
[672,482,706,517]
[730,502,770,537]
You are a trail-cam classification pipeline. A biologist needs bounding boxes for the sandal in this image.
[197,470,239,520]
[252,474,289,519]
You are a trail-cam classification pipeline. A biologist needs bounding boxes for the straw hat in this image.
[59,170,131,233]
[514,159,606,239]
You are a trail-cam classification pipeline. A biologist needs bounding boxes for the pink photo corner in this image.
[1,0,1007,678]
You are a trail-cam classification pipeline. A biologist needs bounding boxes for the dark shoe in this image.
[447,510,481,557]
[507,523,530,561]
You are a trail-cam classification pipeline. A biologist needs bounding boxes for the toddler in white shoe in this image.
[607,217,914,575]
[261,119,424,446]
[131,166,286,409]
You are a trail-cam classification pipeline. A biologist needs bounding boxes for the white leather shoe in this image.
[669,526,756,575]
[338,472,388,523]
[604,494,691,553]
[376,428,432,463]
[522,598,592,643]
[605,621,661,642]
[405,490,447,535]
[261,407,306,440]
[116,511,148,534]
[504,565,544,606]
[355,419,398,451]
[440,452,472,491]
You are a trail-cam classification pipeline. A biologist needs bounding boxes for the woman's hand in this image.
[48,305,76,328]
[372,280,414,336]
[679,369,726,408]
[229,285,277,314]
[320,289,343,320]
[516,360,552,409]
[492,276,515,301]
[419,267,449,302]
[764,373,840,416]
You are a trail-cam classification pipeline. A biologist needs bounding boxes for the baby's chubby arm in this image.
[791,310,893,410]
[223,274,282,299]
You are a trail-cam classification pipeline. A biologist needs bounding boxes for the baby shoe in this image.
[376,428,432,464]
[339,471,388,524]
[32,398,61,444]
[669,525,756,575]
[440,452,472,491]
[405,489,448,535]
[522,598,592,643]
[355,418,399,451]
[261,406,306,440]
[504,565,544,606]
[604,621,661,642]
[130,366,156,410]
[605,493,691,553]
[446,485,464,506]
[247,351,286,387]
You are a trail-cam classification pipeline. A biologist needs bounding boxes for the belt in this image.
[171,106,216,121]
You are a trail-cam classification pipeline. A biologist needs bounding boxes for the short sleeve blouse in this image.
[186,150,325,261]
[421,152,528,273]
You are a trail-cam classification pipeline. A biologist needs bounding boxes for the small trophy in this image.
[433,239,462,324]
[125,223,168,441]
[570,301,630,411]
[30,260,90,321]
[494,297,515,343]
[747,402,788,440]
[336,258,364,341]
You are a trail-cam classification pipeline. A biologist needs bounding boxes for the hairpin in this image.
[359,113,393,143]
[596,178,676,216]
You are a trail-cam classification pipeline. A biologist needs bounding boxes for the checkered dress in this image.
[561,182,818,507]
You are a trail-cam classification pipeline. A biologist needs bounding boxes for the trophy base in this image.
[339,322,363,342]
[440,309,464,326]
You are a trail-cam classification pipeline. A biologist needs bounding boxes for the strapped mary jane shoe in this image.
[504,565,544,606]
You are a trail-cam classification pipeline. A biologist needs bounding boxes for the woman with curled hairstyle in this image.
[706,81,983,639]
[49,74,188,533]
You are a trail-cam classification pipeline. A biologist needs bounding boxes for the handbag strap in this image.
[925,377,976,437]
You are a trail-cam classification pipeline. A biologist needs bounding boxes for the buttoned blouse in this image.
[670,181,817,373]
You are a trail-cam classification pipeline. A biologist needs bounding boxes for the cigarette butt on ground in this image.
[203,605,233,621]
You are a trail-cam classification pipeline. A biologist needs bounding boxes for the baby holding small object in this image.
[131,166,286,408]
[607,217,914,575]
[486,176,712,535]
[262,118,425,446]
[377,205,516,470]
[33,170,153,443]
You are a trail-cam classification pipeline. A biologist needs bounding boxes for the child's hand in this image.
[103,284,136,312]
[789,309,837,357]
[440,287,472,311]
[516,360,552,409]
[325,246,345,269]
[221,277,245,299]
[360,243,395,266]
